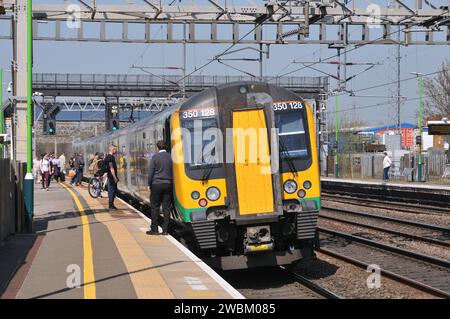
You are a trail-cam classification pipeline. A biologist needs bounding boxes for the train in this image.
[73,81,321,270]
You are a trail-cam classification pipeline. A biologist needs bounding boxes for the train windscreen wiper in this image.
[201,149,216,184]
[279,137,298,177]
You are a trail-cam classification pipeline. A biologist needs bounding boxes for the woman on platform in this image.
[40,153,51,191]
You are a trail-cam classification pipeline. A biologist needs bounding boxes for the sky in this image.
[1,0,449,127]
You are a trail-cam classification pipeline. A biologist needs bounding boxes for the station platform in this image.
[321,177,450,207]
[321,177,450,192]
[0,182,243,299]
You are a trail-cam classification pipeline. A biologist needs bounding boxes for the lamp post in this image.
[411,72,424,182]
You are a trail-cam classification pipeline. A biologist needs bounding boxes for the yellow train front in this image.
[170,82,320,270]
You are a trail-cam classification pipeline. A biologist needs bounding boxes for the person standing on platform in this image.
[52,154,60,182]
[104,144,119,210]
[59,153,66,180]
[48,153,54,187]
[146,140,173,236]
[40,153,51,191]
[69,154,76,185]
[33,155,41,184]
[383,151,392,181]
[74,153,85,186]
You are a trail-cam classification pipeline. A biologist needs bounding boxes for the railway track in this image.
[220,267,342,299]
[318,227,450,298]
[322,193,450,215]
[320,206,450,248]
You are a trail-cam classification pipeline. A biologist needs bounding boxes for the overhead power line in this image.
[269,8,450,82]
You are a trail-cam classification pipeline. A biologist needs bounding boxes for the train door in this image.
[164,116,171,152]
[232,109,274,215]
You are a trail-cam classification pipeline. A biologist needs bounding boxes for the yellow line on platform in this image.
[60,183,97,299]
[74,185,175,299]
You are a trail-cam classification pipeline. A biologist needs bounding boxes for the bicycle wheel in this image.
[88,177,101,198]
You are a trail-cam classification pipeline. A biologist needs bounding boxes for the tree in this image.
[424,60,450,120]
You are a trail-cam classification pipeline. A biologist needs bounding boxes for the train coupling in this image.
[244,225,274,254]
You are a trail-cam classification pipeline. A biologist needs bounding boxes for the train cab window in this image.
[181,117,220,169]
[275,111,308,158]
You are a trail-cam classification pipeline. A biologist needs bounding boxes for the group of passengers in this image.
[33,152,66,191]
[33,141,173,236]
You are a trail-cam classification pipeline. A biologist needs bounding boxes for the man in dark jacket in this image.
[147,140,173,236]
[74,153,85,186]
[104,144,119,210]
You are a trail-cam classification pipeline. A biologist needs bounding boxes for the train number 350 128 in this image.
[182,108,216,119]
[272,101,303,111]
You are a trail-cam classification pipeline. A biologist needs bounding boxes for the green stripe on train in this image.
[300,197,321,210]
[173,193,321,224]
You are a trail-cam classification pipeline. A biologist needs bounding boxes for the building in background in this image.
[360,123,415,150]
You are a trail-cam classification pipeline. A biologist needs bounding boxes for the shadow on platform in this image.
[0,234,37,298]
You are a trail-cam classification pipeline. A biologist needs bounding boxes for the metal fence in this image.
[324,149,450,182]
[0,159,26,242]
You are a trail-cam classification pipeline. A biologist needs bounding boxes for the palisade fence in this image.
[324,149,450,182]
[0,159,26,242]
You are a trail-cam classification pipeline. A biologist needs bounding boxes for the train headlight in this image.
[303,181,312,189]
[283,180,298,194]
[206,187,220,201]
[297,189,306,198]
[191,191,200,200]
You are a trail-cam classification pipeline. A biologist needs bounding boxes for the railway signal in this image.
[42,105,60,135]
[106,102,120,132]
[111,119,119,131]
[48,120,55,135]
[44,118,56,135]
[415,135,422,145]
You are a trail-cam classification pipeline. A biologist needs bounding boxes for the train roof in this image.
[74,81,305,146]
[74,99,181,146]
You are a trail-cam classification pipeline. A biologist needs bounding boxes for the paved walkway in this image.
[0,182,242,299]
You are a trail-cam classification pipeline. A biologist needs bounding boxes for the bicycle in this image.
[88,174,108,198]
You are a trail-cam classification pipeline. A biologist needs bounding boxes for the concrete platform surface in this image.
[321,177,450,192]
[0,182,243,299]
